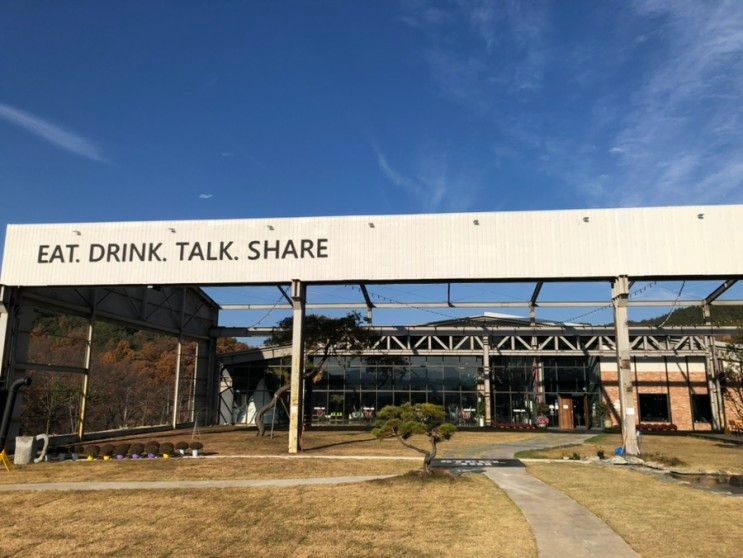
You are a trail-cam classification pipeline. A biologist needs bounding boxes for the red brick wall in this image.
[600,359,712,431]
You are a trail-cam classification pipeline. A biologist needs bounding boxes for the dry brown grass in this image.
[0,474,536,557]
[520,433,743,472]
[95,427,540,457]
[0,457,414,484]
[528,463,742,558]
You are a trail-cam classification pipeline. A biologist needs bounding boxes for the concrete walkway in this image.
[0,474,394,493]
[477,433,637,557]
[485,468,638,557]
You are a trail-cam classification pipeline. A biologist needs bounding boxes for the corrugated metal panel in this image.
[1,205,741,286]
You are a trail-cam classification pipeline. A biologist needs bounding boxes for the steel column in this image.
[702,304,723,429]
[288,280,306,454]
[482,335,492,425]
[172,337,182,429]
[77,320,94,439]
[612,276,640,455]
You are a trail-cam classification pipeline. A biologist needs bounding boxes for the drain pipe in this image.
[0,377,32,452]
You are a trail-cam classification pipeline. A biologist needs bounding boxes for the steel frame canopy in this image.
[1,204,742,457]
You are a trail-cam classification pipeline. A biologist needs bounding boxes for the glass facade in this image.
[223,354,601,429]
[492,356,600,428]
[307,356,482,427]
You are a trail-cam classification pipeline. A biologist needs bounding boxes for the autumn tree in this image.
[372,403,456,473]
[254,312,373,437]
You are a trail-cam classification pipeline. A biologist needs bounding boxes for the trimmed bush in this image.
[175,441,189,451]
[114,444,130,457]
[189,441,203,451]
[101,444,115,457]
[86,445,100,459]
[145,441,160,456]
[74,445,86,455]
[160,442,174,456]
[129,443,145,457]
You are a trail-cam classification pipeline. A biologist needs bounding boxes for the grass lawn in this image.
[0,474,536,557]
[518,433,743,472]
[528,463,743,558]
[0,456,415,484]
[98,426,541,458]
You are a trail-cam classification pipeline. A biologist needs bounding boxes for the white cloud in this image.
[198,193,213,199]
[0,102,106,162]
[373,143,482,212]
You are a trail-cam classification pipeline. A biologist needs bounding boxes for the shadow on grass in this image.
[303,436,379,452]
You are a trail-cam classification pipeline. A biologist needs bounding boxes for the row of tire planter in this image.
[46,441,204,462]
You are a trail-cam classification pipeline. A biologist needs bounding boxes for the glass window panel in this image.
[344,367,361,389]
[460,368,478,390]
[360,367,376,389]
[376,367,394,389]
[692,394,712,423]
[428,388,443,407]
[377,391,393,411]
[443,366,459,390]
[409,367,428,389]
[328,392,345,422]
[638,393,670,422]
[395,366,411,389]
[410,392,427,405]
[327,368,344,390]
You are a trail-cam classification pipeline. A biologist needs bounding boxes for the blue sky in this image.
[1,1,741,327]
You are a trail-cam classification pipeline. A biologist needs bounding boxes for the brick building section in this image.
[600,357,712,431]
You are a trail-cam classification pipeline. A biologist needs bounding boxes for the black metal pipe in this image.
[0,377,31,451]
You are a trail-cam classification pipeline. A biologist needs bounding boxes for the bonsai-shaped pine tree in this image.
[372,403,456,473]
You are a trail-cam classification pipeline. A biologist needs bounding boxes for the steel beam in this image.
[276,285,292,305]
[358,283,374,322]
[704,279,737,304]
[288,280,306,454]
[612,276,640,456]
[219,299,743,311]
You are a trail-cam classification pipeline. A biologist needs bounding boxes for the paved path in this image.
[0,474,394,493]
[485,468,638,558]
[452,432,594,459]
[477,433,637,558]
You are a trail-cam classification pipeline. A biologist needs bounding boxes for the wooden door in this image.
[558,395,574,429]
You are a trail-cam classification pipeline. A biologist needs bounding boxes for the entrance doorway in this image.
[558,394,589,430]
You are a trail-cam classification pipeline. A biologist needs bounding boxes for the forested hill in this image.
[628,305,743,327]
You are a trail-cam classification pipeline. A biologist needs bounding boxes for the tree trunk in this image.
[255,384,290,436]
[424,438,438,474]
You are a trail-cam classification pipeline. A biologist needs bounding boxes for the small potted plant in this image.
[190,441,203,457]
[101,444,114,461]
[160,442,174,459]
[114,444,130,460]
[535,402,550,428]
[145,441,160,459]
[129,443,145,459]
[85,445,100,461]
[175,441,189,456]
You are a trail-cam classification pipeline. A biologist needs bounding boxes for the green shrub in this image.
[175,441,189,451]
[190,441,203,451]
[145,441,160,455]
[86,445,100,458]
[160,442,174,455]
[101,444,115,457]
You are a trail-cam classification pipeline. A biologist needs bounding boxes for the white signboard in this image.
[1,205,742,287]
